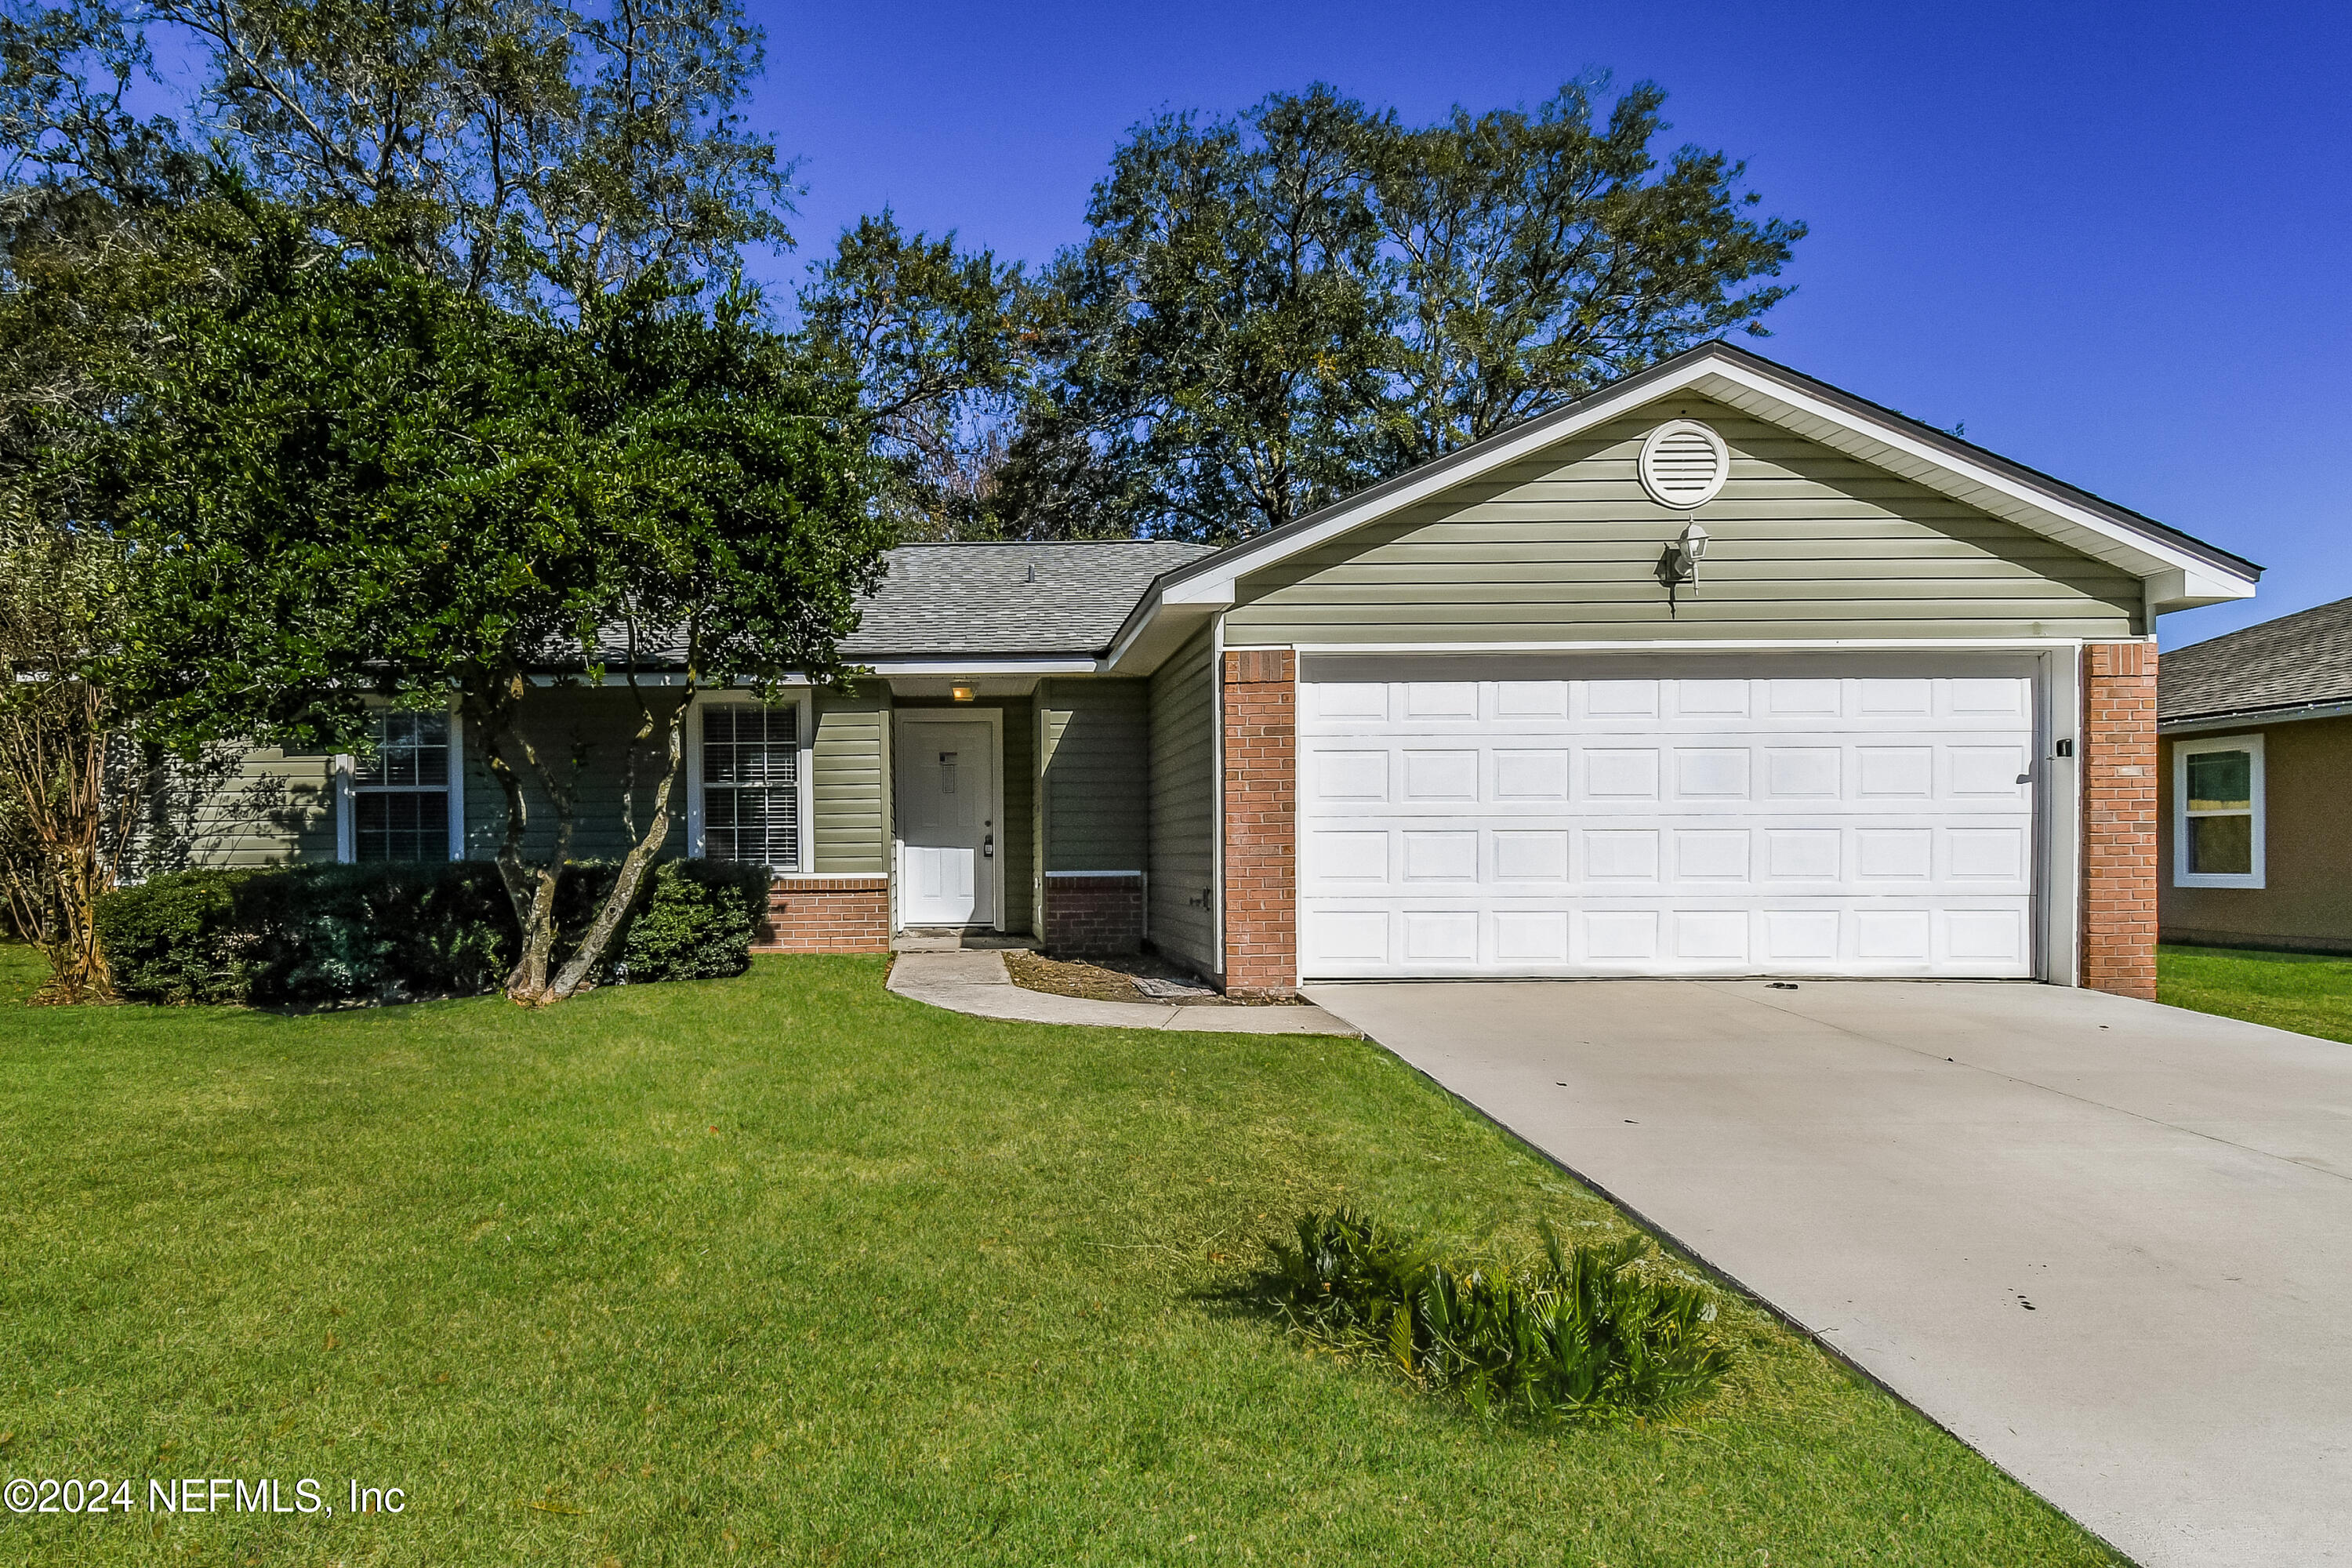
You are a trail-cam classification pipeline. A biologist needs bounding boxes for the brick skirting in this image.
[2082,642,2158,1000]
[753,876,891,954]
[1043,873,1145,958]
[1221,648,1298,997]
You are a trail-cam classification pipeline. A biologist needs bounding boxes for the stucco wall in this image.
[2160,715,2352,953]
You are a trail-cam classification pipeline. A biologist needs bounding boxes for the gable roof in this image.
[841,540,1217,659]
[2161,597,2352,724]
[1109,341,2260,667]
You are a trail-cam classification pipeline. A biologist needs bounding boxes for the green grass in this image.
[2159,942,2352,1044]
[0,946,2114,1566]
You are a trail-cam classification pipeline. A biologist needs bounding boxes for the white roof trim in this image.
[1147,344,2258,622]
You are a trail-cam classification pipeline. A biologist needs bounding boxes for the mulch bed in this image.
[1003,950,1302,1007]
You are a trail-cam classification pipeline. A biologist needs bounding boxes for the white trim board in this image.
[2172,732,2266,891]
[891,706,1008,934]
[685,688,817,873]
[1124,344,2256,635]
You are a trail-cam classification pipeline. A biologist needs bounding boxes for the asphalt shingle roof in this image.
[838,541,1217,658]
[2161,595,2352,723]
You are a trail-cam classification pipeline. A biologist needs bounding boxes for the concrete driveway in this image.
[1305,979,2352,1568]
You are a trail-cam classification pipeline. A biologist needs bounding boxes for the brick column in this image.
[2081,642,2158,1000]
[1221,648,1298,997]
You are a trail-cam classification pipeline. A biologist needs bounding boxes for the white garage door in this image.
[1297,659,2040,979]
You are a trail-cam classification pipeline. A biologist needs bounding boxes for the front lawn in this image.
[0,948,2112,1565]
[2158,942,2352,1044]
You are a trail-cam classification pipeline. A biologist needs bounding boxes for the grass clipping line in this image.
[1268,1207,1733,1425]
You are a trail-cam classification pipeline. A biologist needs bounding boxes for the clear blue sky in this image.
[739,0,2347,650]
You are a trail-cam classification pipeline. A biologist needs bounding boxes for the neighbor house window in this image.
[691,697,810,871]
[2173,733,2264,889]
[339,707,463,863]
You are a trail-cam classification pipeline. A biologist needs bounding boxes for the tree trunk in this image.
[469,677,582,1007]
[543,687,689,1000]
[0,680,135,1004]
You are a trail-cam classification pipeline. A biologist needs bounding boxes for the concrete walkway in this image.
[890,948,1356,1035]
[1306,978,2352,1568]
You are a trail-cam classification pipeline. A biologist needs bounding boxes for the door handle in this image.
[982,834,994,858]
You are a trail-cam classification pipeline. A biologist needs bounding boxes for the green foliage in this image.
[1,0,794,316]
[86,867,263,1004]
[91,858,763,1004]
[1269,1207,1733,1423]
[618,857,769,982]
[878,78,1805,543]
[796,211,1036,540]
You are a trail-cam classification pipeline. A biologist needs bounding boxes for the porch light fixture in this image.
[1660,520,1709,616]
[949,684,975,702]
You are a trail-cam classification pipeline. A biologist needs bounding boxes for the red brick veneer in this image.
[1043,873,1145,958]
[1221,648,1298,997]
[754,876,891,954]
[2082,642,2158,1000]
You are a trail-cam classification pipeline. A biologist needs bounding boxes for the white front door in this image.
[899,719,997,927]
[1297,656,2040,979]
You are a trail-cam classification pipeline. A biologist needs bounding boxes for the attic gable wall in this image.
[1224,394,2143,644]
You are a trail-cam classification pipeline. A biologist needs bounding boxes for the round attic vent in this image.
[1638,419,1730,509]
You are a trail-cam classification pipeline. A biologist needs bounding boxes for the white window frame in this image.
[685,689,815,873]
[335,700,466,863]
[2173,731,2265,890]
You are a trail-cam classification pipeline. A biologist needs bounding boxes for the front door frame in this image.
[892,707,1007,932]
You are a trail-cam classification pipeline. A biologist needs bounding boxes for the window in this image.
[2173,733,2264,889]
[692,699,808,870]
[340,708,463,863]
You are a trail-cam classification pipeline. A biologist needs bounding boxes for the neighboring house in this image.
[165,343,2260,1000]
[2157,596,2352,954]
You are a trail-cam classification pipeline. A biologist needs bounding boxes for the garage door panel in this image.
[1298,666,2037,979]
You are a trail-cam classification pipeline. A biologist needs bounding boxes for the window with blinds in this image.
[354,710,452,862]
[702,705,800,869]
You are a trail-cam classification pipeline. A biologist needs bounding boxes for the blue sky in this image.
[739,0,2348,649]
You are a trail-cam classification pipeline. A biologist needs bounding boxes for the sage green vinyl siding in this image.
[1225,394,2143,644]
[142,746,338,871]
[460,687,688,863]
[896,695,1035,934]
[812,686,890,873]
[1037,679,1151,873]
[1148,626,1218,974]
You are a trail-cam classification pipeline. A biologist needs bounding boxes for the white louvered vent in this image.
[1638,419,1730,509]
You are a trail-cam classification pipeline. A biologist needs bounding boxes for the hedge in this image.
[93,858,773,1006]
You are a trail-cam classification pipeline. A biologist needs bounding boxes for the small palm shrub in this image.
[1267,1207,1733,1422]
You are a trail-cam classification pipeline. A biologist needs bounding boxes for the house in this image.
[2157,596,2352,954]
[167,343,2261,1000]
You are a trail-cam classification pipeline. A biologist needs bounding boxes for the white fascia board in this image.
[1686,365,2257,606]
[1273,635,2098,654]
[1152,368,1697,610]
[1133,348,2257,632]
[862,655,1103,676]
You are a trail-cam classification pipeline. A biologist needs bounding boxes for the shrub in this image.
[89,868,264,1004]
[93,858,766,1005]
[619,859,771,982]
[1267,1207,1733,1422]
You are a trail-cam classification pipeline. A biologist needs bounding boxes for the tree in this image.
[111,207,888,1004]
[2,0,795,316]
[1021,87,1392,543]
[985,79,1805,542]
[1363,78,1804,470]
[795,210,1036,539]
[0,510,140,1000]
